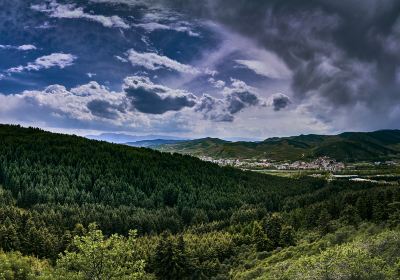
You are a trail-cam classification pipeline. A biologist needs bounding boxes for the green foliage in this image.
[232,225,400,280]
[340,205,361,225]
[0,125,320,239]
[0,218,19,252]
[317,208,332,234]
[55,223,145,280]
[264,214,283,247]
[0,125,399,279]
[158,130,400,161]
[252,222,273,252]
[0,251,50,280]
[258,230,400,280]
[279,226,295,247]
[152,233,190,280]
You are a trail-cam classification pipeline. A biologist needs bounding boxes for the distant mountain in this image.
[125,139,186,148]
[86,133,188,143]
[157,130,400,162]
[224,137,262,142]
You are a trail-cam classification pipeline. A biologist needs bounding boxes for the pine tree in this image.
[0,218,20,252]
[356,196,370,220]
[153,233,191,280]
[264,214,283,247]
[340,205,361,225]
[372,202,387,222]
[279,226,295,247]
[317,208,332,234]
[252,221,273,252]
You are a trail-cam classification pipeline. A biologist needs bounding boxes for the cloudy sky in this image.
[1,0,399,139]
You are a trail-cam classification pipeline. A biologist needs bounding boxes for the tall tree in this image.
[153,233,191,280]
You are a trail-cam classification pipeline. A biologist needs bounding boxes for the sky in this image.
[0,0,400,139]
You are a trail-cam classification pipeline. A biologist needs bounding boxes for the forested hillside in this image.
[0,125,399,279]
[157,130,400,162]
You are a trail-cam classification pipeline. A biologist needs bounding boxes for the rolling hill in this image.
[156,130,400,162]
[0,124,319,237]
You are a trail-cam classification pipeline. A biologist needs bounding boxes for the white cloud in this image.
[35,21,54,29]
[7,53,77,73]
[164,22,292,91]
[124,76,195,99]
[0,76,266,125]
[134,22,170,31]
[235,55,291,79]
[90,0,200,36]
[224,78,257,95]
[0,75,330,138]
[205,68,218,76]
[0,76,197,127]
[115,55,128,63]
[208,78,226,88]
[134,22,200,37]
[196,78,271,121]
[0,44,37,51]
[0,79,195,134]
[31,1,129,29]
[0,82,127,123]
[17,44,37,51]
[0,44,14,50]
[89,0,155,6]
[126,49,200,74]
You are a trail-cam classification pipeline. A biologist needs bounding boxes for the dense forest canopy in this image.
[0,124,399,279]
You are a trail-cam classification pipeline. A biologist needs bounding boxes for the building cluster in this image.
[199,157,244,166]
[199,156,346,172]
[276,157,345,172]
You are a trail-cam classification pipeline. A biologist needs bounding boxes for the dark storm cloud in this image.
[195,94,234,122]
[159,0,400,121]
[271,93,291,111]
[123,76,197,114]
[123,76,263,118]
[226,91,260,114]
[125,86,196,114]
[87,99,119,119]
[195,86,264,122]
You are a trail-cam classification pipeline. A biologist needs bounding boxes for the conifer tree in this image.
[317,208,332,234]
[264,214,283,247]
[153,233,191,280]
[0,221,19,252]
[252,221,273,252]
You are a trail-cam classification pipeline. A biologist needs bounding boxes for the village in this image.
[199,156,346,172]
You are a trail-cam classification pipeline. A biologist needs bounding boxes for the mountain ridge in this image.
[156,130,400,162]
[125,139,186,148]
[86,132,188,143]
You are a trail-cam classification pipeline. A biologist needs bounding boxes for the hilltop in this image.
[156,130,400,162]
